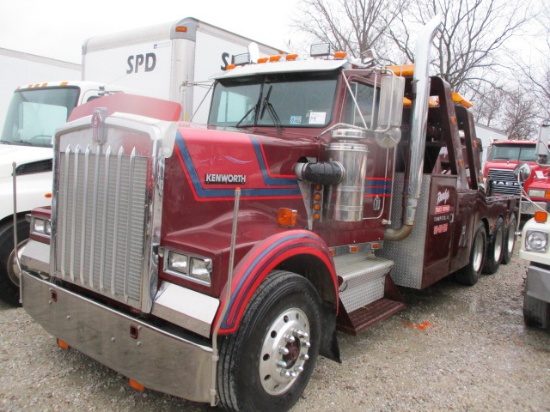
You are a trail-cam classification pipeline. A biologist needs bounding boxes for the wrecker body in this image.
[19,18,518,411]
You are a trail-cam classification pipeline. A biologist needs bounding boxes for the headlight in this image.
[31,217,51,236]
[528,189,550,199]
[525,230,549,252]
[164,250,212,286]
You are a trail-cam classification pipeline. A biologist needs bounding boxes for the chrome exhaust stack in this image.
[385,15,442,241]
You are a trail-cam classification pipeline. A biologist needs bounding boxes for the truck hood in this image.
[0,145,52,178]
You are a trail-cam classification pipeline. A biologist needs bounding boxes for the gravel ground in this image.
[1,250,549,412]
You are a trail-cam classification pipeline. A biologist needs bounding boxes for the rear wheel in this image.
[0,218,30,307]
[217,270,321,412]
[483,217,504,274]
[455,222,486,286]
[501,213,517,265]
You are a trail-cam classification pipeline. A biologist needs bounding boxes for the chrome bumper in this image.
[520,200,548,215]
[22,271,214,403]
[526,264,550,304]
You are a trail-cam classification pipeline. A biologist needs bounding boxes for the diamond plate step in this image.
[333,253,394,313]
[337,298,405,335]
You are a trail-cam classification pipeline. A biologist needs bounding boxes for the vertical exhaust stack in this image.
[384,15,443,241]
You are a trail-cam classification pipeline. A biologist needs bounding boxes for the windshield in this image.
[489,144,536,162]
[1,87,80,147]
[208,72,338,128]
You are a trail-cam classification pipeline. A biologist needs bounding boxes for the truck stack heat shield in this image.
[327,129,368,222]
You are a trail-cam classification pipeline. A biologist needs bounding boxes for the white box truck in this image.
[0,18,282,306]
[83,17,283,123]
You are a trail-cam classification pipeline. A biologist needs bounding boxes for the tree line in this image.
[292,0,548,140]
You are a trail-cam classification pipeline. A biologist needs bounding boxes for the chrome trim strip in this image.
[69,145,80,282]
[60,144,71,280]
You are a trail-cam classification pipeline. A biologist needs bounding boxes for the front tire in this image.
[455,222,486,286]
[217,270,321,412]
[483,217,504,275]
[0,218,30,307]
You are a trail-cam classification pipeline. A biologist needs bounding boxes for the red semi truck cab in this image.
[18,17,518,411]
[484,139,550,217]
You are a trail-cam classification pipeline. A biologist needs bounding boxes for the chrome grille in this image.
[51,113,171,313]
[487,168,522,196]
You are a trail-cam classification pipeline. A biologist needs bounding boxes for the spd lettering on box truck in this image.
[126,53,157,74]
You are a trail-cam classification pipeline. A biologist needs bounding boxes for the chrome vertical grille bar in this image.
[69,145,80,282]
[60,144,71,280]
[122,147,136,302]
[88,146,101,288]
[111,147,123,295]
[98,146,112,292]
[79,146,91,286]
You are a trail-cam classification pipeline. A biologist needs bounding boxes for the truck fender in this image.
[216,230,338,335]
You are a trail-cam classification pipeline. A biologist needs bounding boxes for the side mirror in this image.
[514,162,531,182]
[536,119,550,165]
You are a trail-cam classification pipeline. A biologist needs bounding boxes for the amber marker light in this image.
[334,51,347,59]
[277,208,297,227]
[286,54,299,61]
[175,26,188,33]
[57,339,70,350]
[349,245,359,253]
[226,64,236,70]
[258,57,269,64]
[534,211,548,223]
[129,379,146,392]
[269,55,282,62]
[45,193,52,199]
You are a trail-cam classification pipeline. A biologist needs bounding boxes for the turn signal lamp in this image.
[277,208,297,227]
[534,211,548,223]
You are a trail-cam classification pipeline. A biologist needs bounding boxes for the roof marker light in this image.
[286,53,299,61]
[269,55,282,62]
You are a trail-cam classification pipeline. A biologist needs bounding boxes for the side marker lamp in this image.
[277,208,297,227]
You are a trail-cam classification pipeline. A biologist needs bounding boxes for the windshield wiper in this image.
[236,85,264,129]
[260,86,282,133]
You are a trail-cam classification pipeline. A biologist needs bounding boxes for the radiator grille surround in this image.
[51,112,177,312]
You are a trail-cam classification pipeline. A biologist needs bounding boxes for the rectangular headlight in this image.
[164,250,212,286]
[528,189,546,198]
[167,251,188,274]
[31,217,51,236]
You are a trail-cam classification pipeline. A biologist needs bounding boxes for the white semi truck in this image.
[519,120,550,329]
[0,17,282,306]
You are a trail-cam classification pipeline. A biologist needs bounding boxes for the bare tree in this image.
[501,88,540,140]
[387,0,534,92]
[469,81,506,128]
[293,0,408,61]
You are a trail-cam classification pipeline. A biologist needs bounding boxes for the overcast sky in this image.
[0,0,300,63]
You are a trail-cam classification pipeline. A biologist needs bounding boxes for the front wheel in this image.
[0,218,30,306]
[455,222,486,286]
[217,270,322,412]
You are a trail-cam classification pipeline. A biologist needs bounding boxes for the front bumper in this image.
[520,199,548,215]
[22,271,214,403]
[525,264,550,304]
